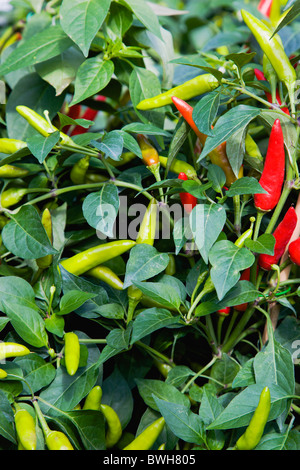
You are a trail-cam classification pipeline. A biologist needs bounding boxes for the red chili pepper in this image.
[259,207,298,270]
[217,307,231,316]
[288,238,300,266]
[63,104,82,133]
[70,95,106,136]
[234,268,251,312]
[171,96,236,187]
[254,69,290,115]
[257,0,272,17]
[178,172,197,214]
[254,119,285,212]
[137,134,160,166]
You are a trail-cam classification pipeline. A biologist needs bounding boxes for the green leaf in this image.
[71,56,114,106]
[122,122,170,137]
[192,91,220,137]
[82,184,119,238]
[136,379,190,412]
[226,176,267,197]
[60,0,111,56]
[153,397,205,444]
[208,240,255,300]
[0,25,74,76]
[207,164,226,192]
[0,390,16,444]
[133,282,183,312]
[271,0,300,36]
[57,290,97,316]
[130,307,182,344]
[121,0,162,40]
[14,353,56,394]
[2,205,58,260]
[189,203,227,264]
[91,130,124,160]
[123,244,169,289]
[245,233,275,255]
[198,105,261,162]
[26,131,60,163]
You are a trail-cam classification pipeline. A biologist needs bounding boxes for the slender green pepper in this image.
[0,138,26,154]
[84,172,108,184]
[100,403,122,448]
[37,208,53,269]
[86,265,124,290]
[241,10,296,112]
[70,156,90,184]
[0,369,7,379]
[64,332,80,376]
[0,342,30,360]
[45,430,74,450]
[159,156,197,179]
[165,254,176,276]
[1,188,27,208]
[60,240,136,276]
[0,164,29,178]
[136,198,158,246]
[136,74,219,110]
[235,217,255,248]
[14,404,37,451]
[235,386,271,450]
[16,105,74,146]
[123,417,165,450]
[82,385,103,410]
[107,152,137,167]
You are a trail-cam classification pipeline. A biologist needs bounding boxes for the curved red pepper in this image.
[217,307,231,316]
[254,119,285,212]
[258,0,272,17]
[288,238,300,266]
[254,69,290,115]
[178,172,197,214]
[259,207,298,270]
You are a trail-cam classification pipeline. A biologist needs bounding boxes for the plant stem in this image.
[181,356,218,394]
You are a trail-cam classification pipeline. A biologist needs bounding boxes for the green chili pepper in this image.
[136,73,219,110]
[263,54,277,104]
[100,403,122,448]
[159,156,197,179]
[70,156,90,184]
[123,417,165,450]
[16,105,74,146]
[0,369,7,379]
[86,265,124,290]
[235,217,255,248]
[0,342,30,360]
[45,430,74,450]
[82,385,103,410]
[165,254,176,276]
[0,164,29,178]
[64,332,80,376]
[37,208,53,269]
[1,188,27,208]
[235,386,271,450]
[14,404,37,451]
[0,138,27,154]
[107,152,137,167]
[60,239,136,276]
[136,198,158,246]
[241,10,296,113]
[84,172,109,184]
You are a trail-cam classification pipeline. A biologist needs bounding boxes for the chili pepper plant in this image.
[0,0,300,452]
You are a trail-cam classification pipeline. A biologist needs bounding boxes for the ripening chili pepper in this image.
[235,386,271,450]
[37,208,53,269]
[0,138,27,154]
[254,119,285,212]
[0,342,30,360]
[70,155,90,184]
[241,9,296,110]
[217,307,231,317]
[258,0,272,16]
[171,96,236,187]
[0,164,29,178]
[45,430,74,450]
[60,239,136,276]
[235,217,255,248]
[86,265,124,290]
[0,368,7,379]
[64,332,80,376]
[137,134,159,167]
[14,404,37,451]
[159,156,197,179]
[16,105,74,146]
[178,172,197,214]
[1,188,27,208]
[123,417,165,450]
[70,95,106,136]
[2,31,22,51]
[288,238,300,266]
[254,68,289,114]
[100,403,122,448]
[259,207,297,270]
[136,74,219,110]
[136,198,158,245]
[83,385,103,410]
